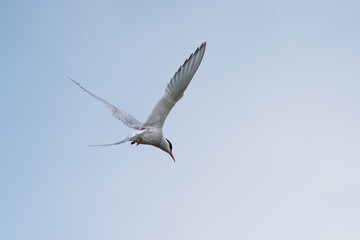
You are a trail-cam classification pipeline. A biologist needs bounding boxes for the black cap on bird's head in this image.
[166,138,175,162]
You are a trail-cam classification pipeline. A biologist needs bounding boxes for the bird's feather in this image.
[89,129,148,147]
[142,42,206,128]
[70,78,143,130]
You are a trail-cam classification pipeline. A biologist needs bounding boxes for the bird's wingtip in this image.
[68,77,79,85]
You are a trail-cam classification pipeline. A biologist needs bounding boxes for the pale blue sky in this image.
[1,0,360,239]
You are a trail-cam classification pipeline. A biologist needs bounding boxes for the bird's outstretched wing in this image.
[142,42,206,128]
[89,129,148,147]
[70,78,143,130]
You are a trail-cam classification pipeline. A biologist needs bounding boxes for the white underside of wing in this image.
[70,78,143,130]
[142,42,206,128]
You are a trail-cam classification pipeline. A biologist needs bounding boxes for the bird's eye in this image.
[166,138,173,151]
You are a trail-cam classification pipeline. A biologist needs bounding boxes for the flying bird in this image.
[71,42,206,161]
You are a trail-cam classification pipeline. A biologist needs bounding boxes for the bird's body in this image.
[71,42,206,161]
[131,127,163,147]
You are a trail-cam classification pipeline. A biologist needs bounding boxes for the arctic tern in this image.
[71,42,206,161]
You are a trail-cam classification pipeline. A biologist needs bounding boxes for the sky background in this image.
[1,0,360,239]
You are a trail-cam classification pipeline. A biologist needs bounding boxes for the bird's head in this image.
[165,138,175,162]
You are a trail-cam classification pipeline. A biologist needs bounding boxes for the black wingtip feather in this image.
[174,42,206,78]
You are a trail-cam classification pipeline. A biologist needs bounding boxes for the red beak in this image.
[169,151,175,162]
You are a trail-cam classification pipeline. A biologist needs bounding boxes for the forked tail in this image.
[88,129,148,147]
